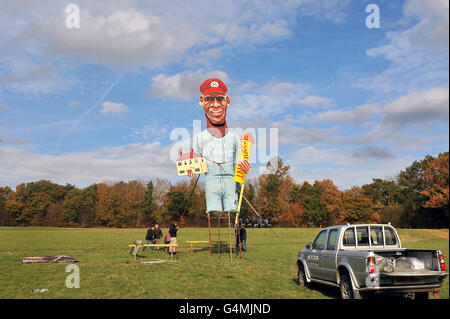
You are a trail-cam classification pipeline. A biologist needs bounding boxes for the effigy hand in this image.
[239,159,252,174]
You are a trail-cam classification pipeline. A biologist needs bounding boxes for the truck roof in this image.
[321,223,395,231]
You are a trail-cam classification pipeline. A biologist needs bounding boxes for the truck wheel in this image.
[340,274,354,299]
[297,264,310,288]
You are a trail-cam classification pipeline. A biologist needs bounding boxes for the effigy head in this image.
[199,78,230,125]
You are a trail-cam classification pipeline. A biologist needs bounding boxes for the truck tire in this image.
[340,273,354,299]
[297,263,310,288]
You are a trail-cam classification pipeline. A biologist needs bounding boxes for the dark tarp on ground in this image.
[21,255,78,263]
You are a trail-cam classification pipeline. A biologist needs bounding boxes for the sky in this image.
[0,0,448,190]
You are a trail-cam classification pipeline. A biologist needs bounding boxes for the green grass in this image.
[0,227,448,299]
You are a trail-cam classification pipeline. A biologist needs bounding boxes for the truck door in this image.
[307,230,327,279]
[320,228,339,282]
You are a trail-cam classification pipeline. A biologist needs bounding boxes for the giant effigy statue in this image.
[177,78,253,214]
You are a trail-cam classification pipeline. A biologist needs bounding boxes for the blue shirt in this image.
[192,129,240,179]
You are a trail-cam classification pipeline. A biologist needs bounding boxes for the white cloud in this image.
[381,87,449,127]
[150,70,229,101]
[234,81,258,93]
[130,120,169,142]
[355,0,449,97]
[313,104,381,124]
[14,7,202,68]
[260,82,295,95]
[100,101,129,115]
[290,146,416,189]
[295,146,359,165]
[403,0,449,50]
[229,81,311,120]
[297,95,334,108]
[0,53,77,96]
[351,146,395,160]
[0,142,175,188]
[3,0,351,70]
[279,0,351,24]
[0,137,29,146]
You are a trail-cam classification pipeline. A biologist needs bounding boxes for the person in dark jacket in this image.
[142,226,154,252]
[236,224,247,252]
[153,224,163,250]
[168,222,179,254]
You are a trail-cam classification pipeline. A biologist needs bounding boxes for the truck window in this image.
[385,227,397,245]
[370,226,383,246]
[342,228,355,247]
[313,230,327,250]
[356,226,369,246]
[326,229,338,250]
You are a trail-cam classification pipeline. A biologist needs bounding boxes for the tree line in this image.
[0,152,448,229]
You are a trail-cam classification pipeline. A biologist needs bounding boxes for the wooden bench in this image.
[128,244,178,260]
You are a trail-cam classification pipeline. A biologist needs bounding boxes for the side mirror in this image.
[305,242,312,250]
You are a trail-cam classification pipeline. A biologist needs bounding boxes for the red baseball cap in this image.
[200,78,228,95]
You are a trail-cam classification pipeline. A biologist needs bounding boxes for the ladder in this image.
[207,211,242,261]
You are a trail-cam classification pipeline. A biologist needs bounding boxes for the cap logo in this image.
[210,81,219,88]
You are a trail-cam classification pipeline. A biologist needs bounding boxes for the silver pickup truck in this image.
[297,223,448,299]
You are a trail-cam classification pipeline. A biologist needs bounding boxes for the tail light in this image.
[439,254,446,271]
[367,256,376,274]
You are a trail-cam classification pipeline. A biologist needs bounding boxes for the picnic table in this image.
[128,243,178,260]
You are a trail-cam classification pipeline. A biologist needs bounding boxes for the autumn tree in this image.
[256,156,291,222]
[298,181,327,227]
[0,186,12,225]
[63,185,97,226]
[140,181,157,226]
[314,180,343,226]
[29,191,52,225]
[397,155,435,211]
[281,183,303,226]
[341,186,379,224]
[421,152,449,208]
[239,182,256,220]
[166,190,188,218]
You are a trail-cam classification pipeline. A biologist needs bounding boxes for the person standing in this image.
[168,222,179,254]
[153,224,163,250]
[142,226,154,252]
[236,224,247,252]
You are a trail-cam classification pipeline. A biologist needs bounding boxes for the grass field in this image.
[0,227,448,299]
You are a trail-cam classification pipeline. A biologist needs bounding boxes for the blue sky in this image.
[0,0,448,189]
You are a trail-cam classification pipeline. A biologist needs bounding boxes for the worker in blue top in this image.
[189,78,253,213]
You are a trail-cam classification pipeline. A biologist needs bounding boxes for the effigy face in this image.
[200,92,230,125]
